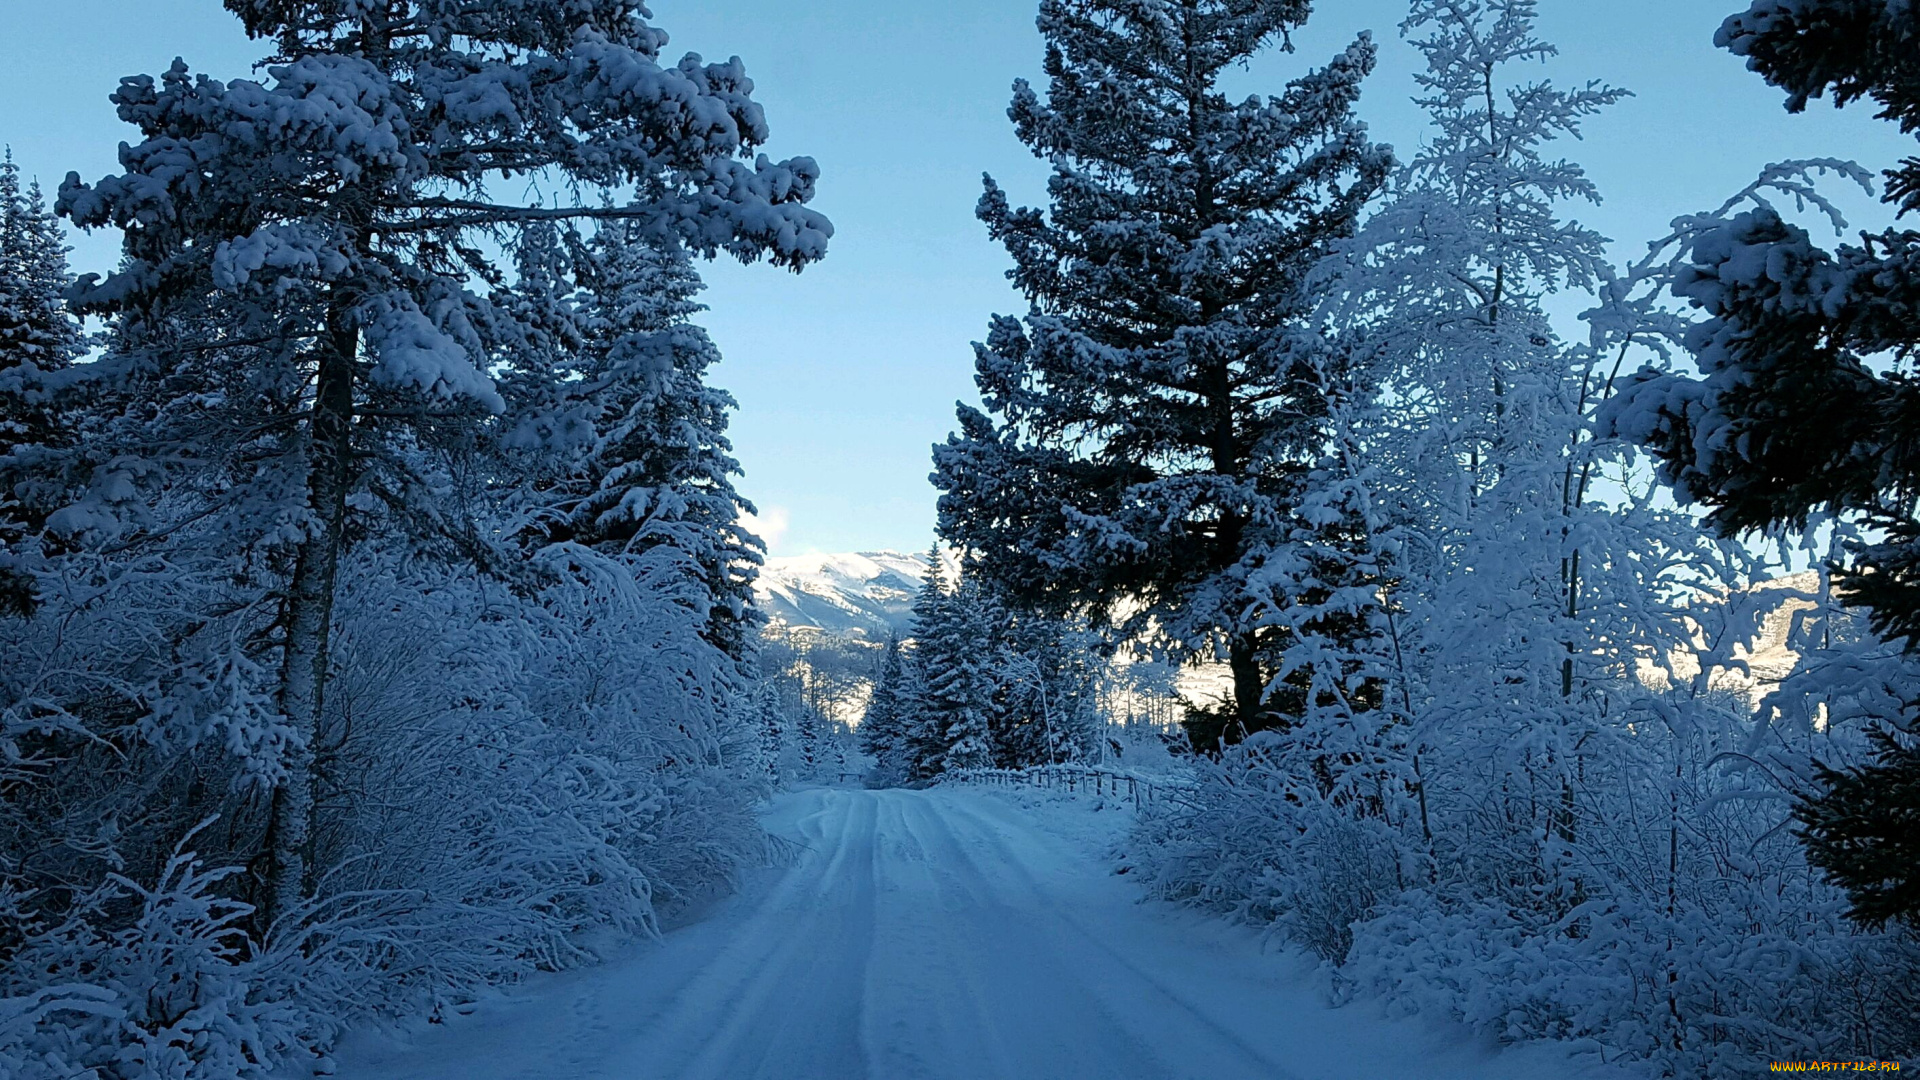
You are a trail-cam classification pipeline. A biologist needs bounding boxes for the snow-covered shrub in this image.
[0,985,120,1080]
[1136,580,1920,1076]
[0,534,773,1075]
[1,829,319,1080]
[1135,741,1409,964]
[305,545,768,973]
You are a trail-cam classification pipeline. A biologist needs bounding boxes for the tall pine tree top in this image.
[556,220,765,663]
[0,152,81,381]
[0,151,82,617]
[935,0,1389,747]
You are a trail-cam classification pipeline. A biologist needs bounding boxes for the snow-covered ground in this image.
[329,787,1638,1080]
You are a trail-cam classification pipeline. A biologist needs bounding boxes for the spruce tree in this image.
[798,704,821,779]
[491,213,763,671]
[933,0,1390,751]
[566,222,764,664]
[1796,729,1920,930]
[0,153,80,383]
[1602,0,1920,928]
[900,550,997,779]
[860,632,914,784]
[758,683,787,784]
[927,574,996,773]
[901,551,951,780]
[0,152,80,618]
[986,602,1101,768]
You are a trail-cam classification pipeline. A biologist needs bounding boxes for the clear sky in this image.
[0,1,1911,556]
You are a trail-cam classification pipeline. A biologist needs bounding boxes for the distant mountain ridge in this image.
[754,550,949,641]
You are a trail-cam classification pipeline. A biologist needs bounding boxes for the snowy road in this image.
[335,788,1623,1080]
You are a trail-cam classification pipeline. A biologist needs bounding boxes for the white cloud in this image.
[741,505,791,553]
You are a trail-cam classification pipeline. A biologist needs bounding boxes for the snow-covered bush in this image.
[1135,741,1409,964]
[0,829,320,1080]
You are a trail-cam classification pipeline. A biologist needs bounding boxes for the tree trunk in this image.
[263,303,357,931]
[1227,631,1264,742]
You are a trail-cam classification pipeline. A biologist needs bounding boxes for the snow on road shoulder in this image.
[935,777,1649,1080]
[934,778,1139,858]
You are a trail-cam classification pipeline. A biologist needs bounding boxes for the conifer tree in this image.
[0,153,80,384]
[985,601,1102,767]
[758,683,788,784]
[491,213,763,674]
[934,0,1390,751]
[926,575,996,773]
[901,551,953,780]
[1603,0,1920,928]
[797,704,820,778]
[0,152,80,618]
[898,550,997,779]
[860,632,915,784]
[565,222,764,664]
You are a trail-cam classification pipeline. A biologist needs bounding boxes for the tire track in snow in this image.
[639,789,878,1080]
[336,788,1620,1080]
[864,792,1028,1080]
[931,793,1306,1080]
[890,791,1180,1080]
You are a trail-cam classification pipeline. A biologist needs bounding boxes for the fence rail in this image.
[947,765,1172,809]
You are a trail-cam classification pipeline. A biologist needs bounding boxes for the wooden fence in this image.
[947,765,1172,810]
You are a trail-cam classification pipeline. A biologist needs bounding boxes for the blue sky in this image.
[0,0,1910,556]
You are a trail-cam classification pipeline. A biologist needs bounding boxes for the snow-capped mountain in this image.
[754,550,950,640]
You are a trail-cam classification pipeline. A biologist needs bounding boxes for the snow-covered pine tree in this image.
[900,551,952,781]
[860,632,916,784]
[984,599,1103,768]
[491,218,590,463]
[757,681,788,784]
[798,703,821,778]
[895,549,993,779]
[0,152,80,393]
[0,151,81,617]
[555,219,764,665]
[1601,0,1920,930]
[54,0,829,928]
[934,0,1390,751]
[922,573,995,774]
